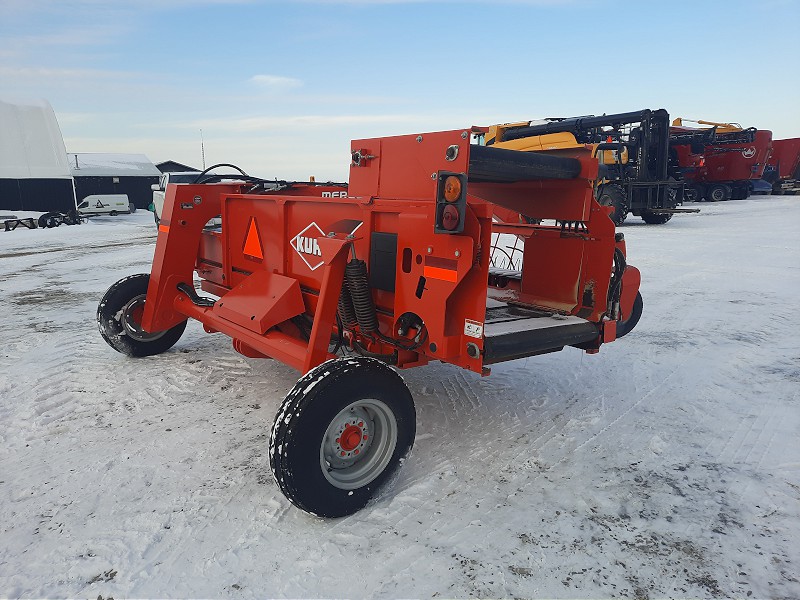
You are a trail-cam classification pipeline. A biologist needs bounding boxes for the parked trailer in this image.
[97,128,642,517]
[763,138,800,195]
[670,118,773,202]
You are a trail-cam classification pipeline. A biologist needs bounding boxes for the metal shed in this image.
[0,98,76,212]
[69,153,161,210]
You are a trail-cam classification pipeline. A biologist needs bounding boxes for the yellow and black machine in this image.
[482,109,699,225]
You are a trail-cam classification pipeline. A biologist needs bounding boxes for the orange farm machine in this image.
[669,118,773,202]
[97,128,642,517]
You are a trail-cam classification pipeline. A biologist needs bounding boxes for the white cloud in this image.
[249,75,303,91]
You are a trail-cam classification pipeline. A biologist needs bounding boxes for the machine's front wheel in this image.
[97,273,187,357]
[617,291,643,338]
[597,184,628,226]
[270,357,416,518]
[687,185,704,202]
[640,210,673,225]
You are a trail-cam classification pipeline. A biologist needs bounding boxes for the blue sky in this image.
[1,0,798,180]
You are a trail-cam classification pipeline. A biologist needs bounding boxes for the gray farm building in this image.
[156,160,200,173]
[69,153,160,210]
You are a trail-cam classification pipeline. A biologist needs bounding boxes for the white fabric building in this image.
[0,98,76,211]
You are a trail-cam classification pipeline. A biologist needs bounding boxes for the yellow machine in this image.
[671,118,745,135]
[486,122,629,165]
[481,109,695,225]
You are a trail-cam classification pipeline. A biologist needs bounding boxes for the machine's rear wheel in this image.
[270,357,416,518]
[97,273,187,357]
[617,291,643,338]
[597,184,628,226]
[707,184,731,202]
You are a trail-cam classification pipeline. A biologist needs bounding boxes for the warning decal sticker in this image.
[464,319,483,339]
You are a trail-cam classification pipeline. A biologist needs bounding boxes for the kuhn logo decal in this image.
[741,147,756,159]
[291,222,325,271]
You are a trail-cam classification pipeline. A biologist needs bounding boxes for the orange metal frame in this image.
[141,129,638,376]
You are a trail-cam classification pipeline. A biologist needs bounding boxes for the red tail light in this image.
[435,172,467,234]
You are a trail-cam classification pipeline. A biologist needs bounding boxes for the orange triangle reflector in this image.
[243,217,263,259]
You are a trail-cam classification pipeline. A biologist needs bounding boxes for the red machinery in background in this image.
[670,118,772,202]
[97,128,642,517]
[763,138,800,195]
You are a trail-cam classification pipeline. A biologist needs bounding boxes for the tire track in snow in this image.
[540,357,687,475]
[737,392,782,468]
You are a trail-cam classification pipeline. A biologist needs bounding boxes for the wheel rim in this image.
[710,188,724,201]
[120,294,167,342]
[320,399,398,490]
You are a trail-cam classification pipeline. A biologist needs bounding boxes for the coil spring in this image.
[337,280,358,329]
[345,259,379,333]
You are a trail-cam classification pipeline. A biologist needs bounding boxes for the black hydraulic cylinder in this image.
[669,129,717,146]
[498,109,663,143]
[468,144,581,183]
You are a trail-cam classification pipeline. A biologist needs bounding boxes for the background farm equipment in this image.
[3,210,83,232]
[763,137,800,195]
[482,109,699,225]
[669,118,773,202]
[97,128,641,517]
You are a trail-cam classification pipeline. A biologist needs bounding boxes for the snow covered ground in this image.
[1,198,799,598]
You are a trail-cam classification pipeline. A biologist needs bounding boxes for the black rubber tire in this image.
[730,184,749,200]
[689,185,704,202]
[64,209,81,225]
[617,291,643,338]
[153,211,160,226]
[38,212,61,228]
[97,273,187,357]
[129,203,137,213]
[270,357,416,518]
[597,184,628,225]
[707,184,731,202]
[110,210,118,216]
[640,210,673,225]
